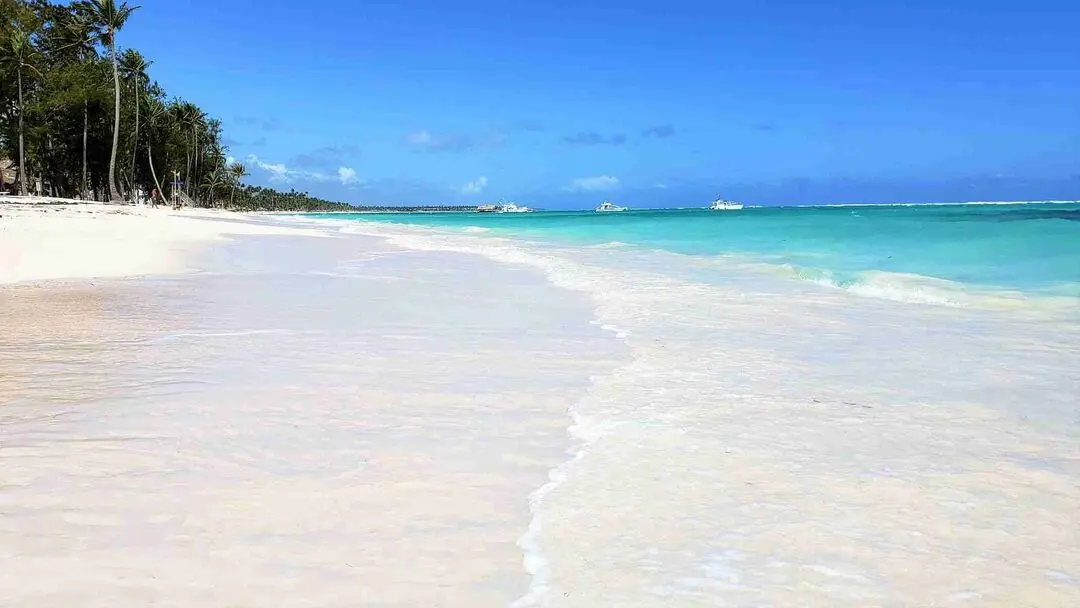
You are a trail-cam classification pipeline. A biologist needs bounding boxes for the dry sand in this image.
[0,196,322,285]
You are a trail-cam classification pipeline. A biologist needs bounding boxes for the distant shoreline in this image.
[276,199,1080,215]
[254,208,478,215]
[5,194,1075,217]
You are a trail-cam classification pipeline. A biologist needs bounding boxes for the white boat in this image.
[476,204,499,213]
[498,202,531,213]
[709,198,744,211]
[595,201,627,212]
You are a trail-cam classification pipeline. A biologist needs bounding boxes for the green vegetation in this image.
[0,0,357,211]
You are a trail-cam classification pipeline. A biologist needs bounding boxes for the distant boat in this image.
[498,202,531,213]
[476,204,499,213]
[595,201,627,212]
[709,198,744,211]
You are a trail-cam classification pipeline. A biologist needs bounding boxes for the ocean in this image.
[308,201,1080,606]
[324,202,1080,311]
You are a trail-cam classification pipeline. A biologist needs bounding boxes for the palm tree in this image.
[75,0,139,202]
[200,168,227,207]
[0,25,42,196]
[143,93,167,205]
[228,161,247,207]
[198,117,221,201]
[119,48,150,197]
[170,101,200,200]
[52,12,98,199]
[185,105,205,201]
[203,141,225,172]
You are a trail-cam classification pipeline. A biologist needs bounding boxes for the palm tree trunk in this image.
[46,134,53,195]
[17,70,27,196]
[192,137,199,204]
[108,41,122,202]
[184,125,192,199]
[82,99,89,199]
[191,129,198,200]
[184,142,191,200]
[147,144,164,208]
[130,79,139,199]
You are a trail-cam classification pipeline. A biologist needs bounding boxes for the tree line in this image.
[0,0,355,211]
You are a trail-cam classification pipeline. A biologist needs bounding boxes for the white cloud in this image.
[405,130,434,146]
[246,154,331,184]
[653,182,668,189]
[225,155,236,166]
[404,129,474,151]
[460,176,488,194]
[563,175,620,192]
[246,154,290,182]
[338,166,358,185]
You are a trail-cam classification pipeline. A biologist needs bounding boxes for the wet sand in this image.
[0,223,622,606]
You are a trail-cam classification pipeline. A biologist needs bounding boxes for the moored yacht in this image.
[595,201,628,212]
[709,197,744,210]
[498,202,531,213]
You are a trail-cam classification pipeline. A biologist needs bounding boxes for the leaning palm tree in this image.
[228,162,248,208]
[0,26,42,196]
[119,48,150,195]
[143,93,167,205]
[74,0,139,202]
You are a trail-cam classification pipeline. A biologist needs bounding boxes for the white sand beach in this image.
[0,197,327,284]
[2,201,1078,607]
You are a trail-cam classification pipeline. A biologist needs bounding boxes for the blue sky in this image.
[121,0,1080,207]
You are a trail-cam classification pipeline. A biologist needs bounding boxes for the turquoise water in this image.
[316,202,1080,299]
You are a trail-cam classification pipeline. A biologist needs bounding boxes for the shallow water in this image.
[328,202,1080,308]
[0,230,621,607]
[328,216,1080,607]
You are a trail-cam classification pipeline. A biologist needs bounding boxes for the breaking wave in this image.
[762,263,1077,313]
